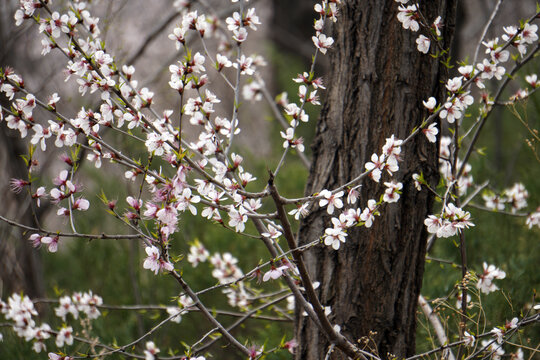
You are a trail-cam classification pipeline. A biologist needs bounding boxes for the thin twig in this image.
[472,0,505,66]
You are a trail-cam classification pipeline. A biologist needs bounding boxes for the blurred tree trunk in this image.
[0,0,45,300]
[296,1,457,359]
[271,0,317,62]
[0,128,46,300]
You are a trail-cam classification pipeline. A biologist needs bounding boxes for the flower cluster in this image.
[397,2,420,32]
[482,183,529,213]
[55,291,103,321]
[210,252,249,307]
[424,203,474,238]
[143,245,174,275]
[1,290,101,354]
[187,240,210,267]
[1,294,39,341]
[210,252,244,284]
[365,136,402,183]
[476,262,506,294]
[278,1,337,156]
[312,1,339,53]
[316,136,404,250]
[403,8,540,236]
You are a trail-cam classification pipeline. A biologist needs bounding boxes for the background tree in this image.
[0,0,46,300]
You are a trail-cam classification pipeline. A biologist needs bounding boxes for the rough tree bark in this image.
[296,1,457,359]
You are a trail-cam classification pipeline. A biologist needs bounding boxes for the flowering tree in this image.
[0,0,539,360]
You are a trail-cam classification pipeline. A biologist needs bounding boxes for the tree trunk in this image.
[271,0,320,64]
[0,127,45,300]
[0,0,45,300]
[296,1,457,359]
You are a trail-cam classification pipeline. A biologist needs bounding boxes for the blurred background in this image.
[0,0,539,358]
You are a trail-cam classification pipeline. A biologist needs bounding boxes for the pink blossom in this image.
[228,208,248,232]
[41,236,59,253]
[72,198,89,211]
[30,124,52,151]
[458,65,474,79]
[216,54,232,71]
[423,123,438,143]
[481,339,505,359]
[9,178,29,194]
[526,207,540,229]
[55,326,73,347]
[55,296,78,321]
[298,85,320,105]
[477,59,505,80]
[233,27,248,42]
[29,233,42,248]
[490,47,509,63]
[477,262,506,294]
[412,173,422,191]
[463,331,475,347]
[233,55,254,75]
[156,205,178,235]
[505,183,528,212]
[324,226,347,250]
[143,246,161,274]
[483,193,505,211]
[397,5,419,32]
[424,215,443,235]
[439,101,462,123]
[423,97,437,111]
[284,338,298,354]
[261,224,282,239]
[210,252,243,284]
[144,341,160,360]
[226,12,242,31]
[168,27,186,50]
[0,83,17,100]
[312,33,334,54]
[244,8,261,30]
[243,81,263,102]
[521,23,538,44]
[288,202,309,220]
[446,76,462,93]
[49,353,73,360]
[126,196,142,211]
[345,208,362,224]
[382,135,403,160]
[432,16,442,36]
[280,127,305,152]
[187,242,209,267]
[347,187,360,204]
[318,190,344,215]
[416,35,430,54]
[143,246,173,275]
[78,291,103,319]
[491,327,504,344]
[383,181,403,203]
[284,103,309,122]
[365,153,384,182]
[262,264,288,281]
